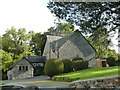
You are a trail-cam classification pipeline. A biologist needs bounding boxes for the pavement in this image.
[1,76,70,88]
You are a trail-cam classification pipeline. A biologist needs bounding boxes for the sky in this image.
[0,0,56,35]
[0,0,118,53]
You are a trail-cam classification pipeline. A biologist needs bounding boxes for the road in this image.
[2,76,69,88]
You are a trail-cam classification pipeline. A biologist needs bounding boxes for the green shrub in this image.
[106,57,116,66]
[44,58,64,77]
[72,60,88,71]
[72,56,83,61]
[62,59,73,73]
[115,60,120,66]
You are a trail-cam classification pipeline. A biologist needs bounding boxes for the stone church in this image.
[43,30,96,67]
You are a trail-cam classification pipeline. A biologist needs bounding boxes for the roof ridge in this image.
[51,30,80,51]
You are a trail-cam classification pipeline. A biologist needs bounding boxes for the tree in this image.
[47,2,120,58]
[0,50,13,71]
[47,2,119,35]
[86,27,118,59]
[0,36,2,50]
[2,27,32,58]
[90,27,111,58]
[30,33,46,55]
[46,23,74,36]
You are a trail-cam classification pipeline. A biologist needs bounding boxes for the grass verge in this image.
[52,66,119,82]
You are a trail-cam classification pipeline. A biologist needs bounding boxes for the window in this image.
[26,66,28,71]
[23,66,25,71]
[19,66,22,71]
[19,66,28,71]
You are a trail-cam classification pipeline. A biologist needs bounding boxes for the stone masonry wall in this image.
[69,75,120,89]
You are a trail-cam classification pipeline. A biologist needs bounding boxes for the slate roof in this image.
[50,30,95,57]
[50,32,73,51]
[26,56,47,63]
[7,57,34,71]
[7,56,47,71]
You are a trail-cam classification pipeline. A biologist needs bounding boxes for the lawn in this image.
[52,66,119,82]
[0,81,4,85]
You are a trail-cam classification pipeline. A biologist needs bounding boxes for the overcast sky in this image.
[0,0,118,53]
[0,0,56,35]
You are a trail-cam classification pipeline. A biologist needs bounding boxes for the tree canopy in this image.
[2,27,32,59]
[47,2,120,34]
[45,23,74,36]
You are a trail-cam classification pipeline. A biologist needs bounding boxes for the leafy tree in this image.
[86,30,117,59]
[30,33,46,55]
[47,2,119,58]
[2,27,32,58]
[104,49,118,60]
[17,51,35,62]
[0,36,2,49]
[106,56,116,66]
[90,27,111,58]
[47,2,119,34]
[46,23,74,36]
[0,50,13,71]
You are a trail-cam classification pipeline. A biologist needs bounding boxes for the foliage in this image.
[44,59,64,77]
[117,54,120,60]
[47,2,119,58]
[52,66,118,82]
[30,33,46,55]
[104,49,118,60]
[115,60,120,66]
[0,36,1,46]
[2,70,7,80]
[72,60,88,71]
[62,59,73,73]
[86,34,117,59]
[106,57,116,66]
[72,56,83,61]
[17,51,35,61]
[0,50,13,71]
[47,2,119,34]
[45,23,74,36]
[2,27,32,59]
[0,81,4,85]
[90,27,111,58]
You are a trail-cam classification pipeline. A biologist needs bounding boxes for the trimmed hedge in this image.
[44,58,64,77]
[62,59,73,73]
[72,56,83,61]
[72,60,88,71]
[115,60,120,66]
[106,57,116,66]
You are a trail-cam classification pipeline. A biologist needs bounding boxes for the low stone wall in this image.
[69,75,120,89]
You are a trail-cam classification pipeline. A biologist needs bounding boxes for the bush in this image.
[72,60,88,71]
[106,57,116,66]
[72,56,83,61]
[115,60,120,66]
[44,58,64,77]
[62,59,73,73]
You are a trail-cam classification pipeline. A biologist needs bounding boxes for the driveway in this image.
[2,76,69,88]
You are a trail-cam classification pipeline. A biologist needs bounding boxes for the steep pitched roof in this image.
[7,57,34,71]
[7,56,47,71]
[50,30,95,57]
[44,35,62,52]
[50,32,73,51]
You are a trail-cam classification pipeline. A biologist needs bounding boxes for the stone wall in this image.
[7,58,34,80]
[69,75,120,89]
[14,68,33,79]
